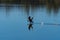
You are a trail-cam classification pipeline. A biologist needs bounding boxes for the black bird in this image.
[28,16,33,23]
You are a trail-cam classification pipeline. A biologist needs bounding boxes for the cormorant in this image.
[28,16,33,23]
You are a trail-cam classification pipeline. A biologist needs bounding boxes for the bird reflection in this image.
[28,23,33,30]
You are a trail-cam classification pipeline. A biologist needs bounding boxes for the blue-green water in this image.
[0,5,60,40]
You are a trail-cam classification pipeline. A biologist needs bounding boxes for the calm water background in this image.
[0,5,60,40]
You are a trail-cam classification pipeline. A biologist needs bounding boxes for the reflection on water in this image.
[5,5,14,16]
[1,4,60,30]
[0,4,60,40]
[28,23,33,30]
[0,4,59,16]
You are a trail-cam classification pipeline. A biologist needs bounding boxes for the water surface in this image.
[0,5,60,40]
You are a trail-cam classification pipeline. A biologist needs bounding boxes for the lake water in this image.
[0,5,60,40]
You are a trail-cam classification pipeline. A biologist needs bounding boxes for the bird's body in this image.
[28,16,33,23]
